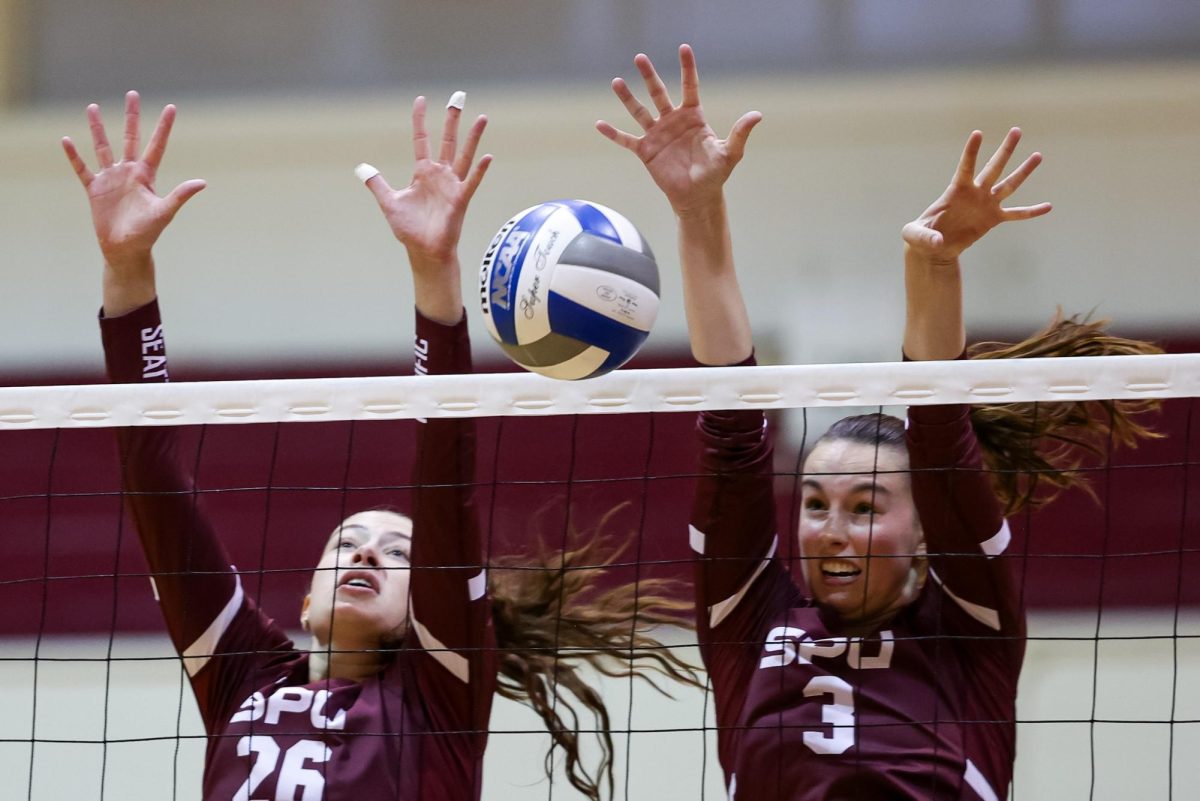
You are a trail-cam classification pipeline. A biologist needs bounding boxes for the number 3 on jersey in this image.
[758,625,894,756]
[233,736,330,801]
[802,676,854,755]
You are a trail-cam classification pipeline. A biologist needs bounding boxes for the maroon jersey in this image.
[691,404,1023,801]
[101,301,496,801]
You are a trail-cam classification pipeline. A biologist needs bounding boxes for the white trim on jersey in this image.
[182,569,244,677]
[929,569,1001,631]
[411,609,469,683]
[979,520,1012,558]
[688,524,706,555]
[468,569,487,602]
[709,536,778,628]
[964,758,1000,801]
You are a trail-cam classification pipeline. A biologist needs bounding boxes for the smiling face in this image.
[798,438,926,627]
[302,510,413,650]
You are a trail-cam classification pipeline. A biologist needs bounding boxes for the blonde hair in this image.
[967,312,1163,512]
[488,508,700,800]
[815,312,1164,514]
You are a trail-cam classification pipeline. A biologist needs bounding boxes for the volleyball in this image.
[479,199,659,380]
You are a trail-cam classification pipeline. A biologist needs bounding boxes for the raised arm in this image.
[599,45,779,605]
[597,44,761,366]
[902,129,1050,637]
[599,48,788,775]
[68,94,284,725]
[356,93,496,744]
[902,128,1050,361]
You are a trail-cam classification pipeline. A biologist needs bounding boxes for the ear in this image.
[912,539,930,588]
[300,595,311,631]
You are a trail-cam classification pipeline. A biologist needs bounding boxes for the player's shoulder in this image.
[755,560,808,615]
[749,587,822,639]
[909,576,1022,647]
[202,602,300,685]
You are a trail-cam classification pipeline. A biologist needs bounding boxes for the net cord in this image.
[1,354,1196,429]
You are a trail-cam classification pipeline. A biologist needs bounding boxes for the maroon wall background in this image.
[3,333,1197,637]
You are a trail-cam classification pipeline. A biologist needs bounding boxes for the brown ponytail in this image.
[487,508,701,801]
[966,311,1164,513]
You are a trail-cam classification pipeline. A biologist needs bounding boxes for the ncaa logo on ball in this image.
[478,217,518,317]
[486,230,530,312]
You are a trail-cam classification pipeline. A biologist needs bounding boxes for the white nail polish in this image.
[355,162,380,183]
[446,91,466,111]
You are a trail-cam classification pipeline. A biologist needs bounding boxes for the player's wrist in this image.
[672,194,727,224]
[411,263,464,327]
[102,246,155,275]
[102,262,158,319]
[415,303,464,327]
[903,242,960,273]
[407,243,461,274]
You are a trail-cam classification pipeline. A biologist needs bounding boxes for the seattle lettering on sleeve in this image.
[140,324,168,380]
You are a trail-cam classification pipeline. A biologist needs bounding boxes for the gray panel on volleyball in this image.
[500,332,593,366]
[637,230,655,263]
[559,233,659,294]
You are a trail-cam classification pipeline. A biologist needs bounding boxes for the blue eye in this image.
[337,540,356,550]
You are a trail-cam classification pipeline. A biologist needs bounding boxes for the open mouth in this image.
[337,571,380,594]
[820,559,862,581]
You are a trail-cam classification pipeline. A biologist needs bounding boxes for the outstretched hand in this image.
[63,91,206,274]
[902,128,1051,263]
[360,94,491,267]
[596,44,761,216]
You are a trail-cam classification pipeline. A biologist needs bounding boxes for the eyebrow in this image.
[801,478,893,496]
[334,525,413,544]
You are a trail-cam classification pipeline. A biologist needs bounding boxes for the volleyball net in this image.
[2,354,1198,799]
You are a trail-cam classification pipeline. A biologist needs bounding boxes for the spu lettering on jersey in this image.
[760,628,895,670]
[140,325,168,380]
[231,686,347,731]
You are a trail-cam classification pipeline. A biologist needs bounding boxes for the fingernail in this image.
[447,91,466,111]
[355,162,380,183]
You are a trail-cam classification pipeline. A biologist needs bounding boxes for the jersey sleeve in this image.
[906,402,1024,639]
[690,384,799,774]
[100,300,291,729]
[406,310,497,747]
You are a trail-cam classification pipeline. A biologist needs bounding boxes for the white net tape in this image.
[1,353,1197,429]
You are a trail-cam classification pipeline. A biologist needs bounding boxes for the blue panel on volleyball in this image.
[546,291,650,373]
[485,203,557,345]
[555,199,622,244]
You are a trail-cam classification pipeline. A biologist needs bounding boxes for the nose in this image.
[817,513,850,549]
[351,543,381,567]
